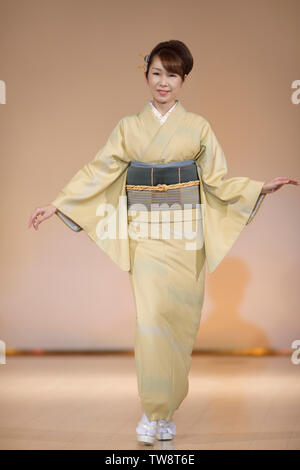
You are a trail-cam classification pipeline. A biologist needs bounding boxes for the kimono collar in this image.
[138,99,186,131]
[133,99,187,162]
[149,100,178,124]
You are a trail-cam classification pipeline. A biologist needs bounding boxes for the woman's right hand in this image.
[28,204,57,231]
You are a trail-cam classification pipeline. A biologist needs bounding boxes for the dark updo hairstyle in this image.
[145,40,193,82]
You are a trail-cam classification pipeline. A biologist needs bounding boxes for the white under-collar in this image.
[149,100,178,124]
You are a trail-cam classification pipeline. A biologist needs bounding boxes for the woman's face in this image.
[145,55,186,106]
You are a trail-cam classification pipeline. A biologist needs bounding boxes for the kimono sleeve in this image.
[51,117,131,271]
[195,120,267,273]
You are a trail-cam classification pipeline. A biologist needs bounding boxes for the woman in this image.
[28,40,299,446]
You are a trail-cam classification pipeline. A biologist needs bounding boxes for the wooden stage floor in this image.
[0,354,299,450]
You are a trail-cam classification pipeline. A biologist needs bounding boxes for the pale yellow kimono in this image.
[51,100,266,274]
[51,100,266,422]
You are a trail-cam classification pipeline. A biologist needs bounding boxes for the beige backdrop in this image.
[0,0,299,351]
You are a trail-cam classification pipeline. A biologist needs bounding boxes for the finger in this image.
[28,215,36,228]
[281,178,296,182]
[31,213,42,229]
[285,178,298,183]
[280,178,293,182]
[28,214,35,227]
[29,209,41,227]
[275,177,293,182]
[278,179,299,185]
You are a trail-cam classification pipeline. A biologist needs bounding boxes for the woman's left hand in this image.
[261,177,299,194]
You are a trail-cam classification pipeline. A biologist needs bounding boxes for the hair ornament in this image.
[137,53,150,71]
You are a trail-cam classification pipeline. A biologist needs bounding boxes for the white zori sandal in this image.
[156,418,177,441]
[136,413,158,445]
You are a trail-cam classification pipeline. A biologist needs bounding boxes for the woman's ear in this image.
[181,74,188,86]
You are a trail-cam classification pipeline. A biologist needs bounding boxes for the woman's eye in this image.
[153,73,176,77]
